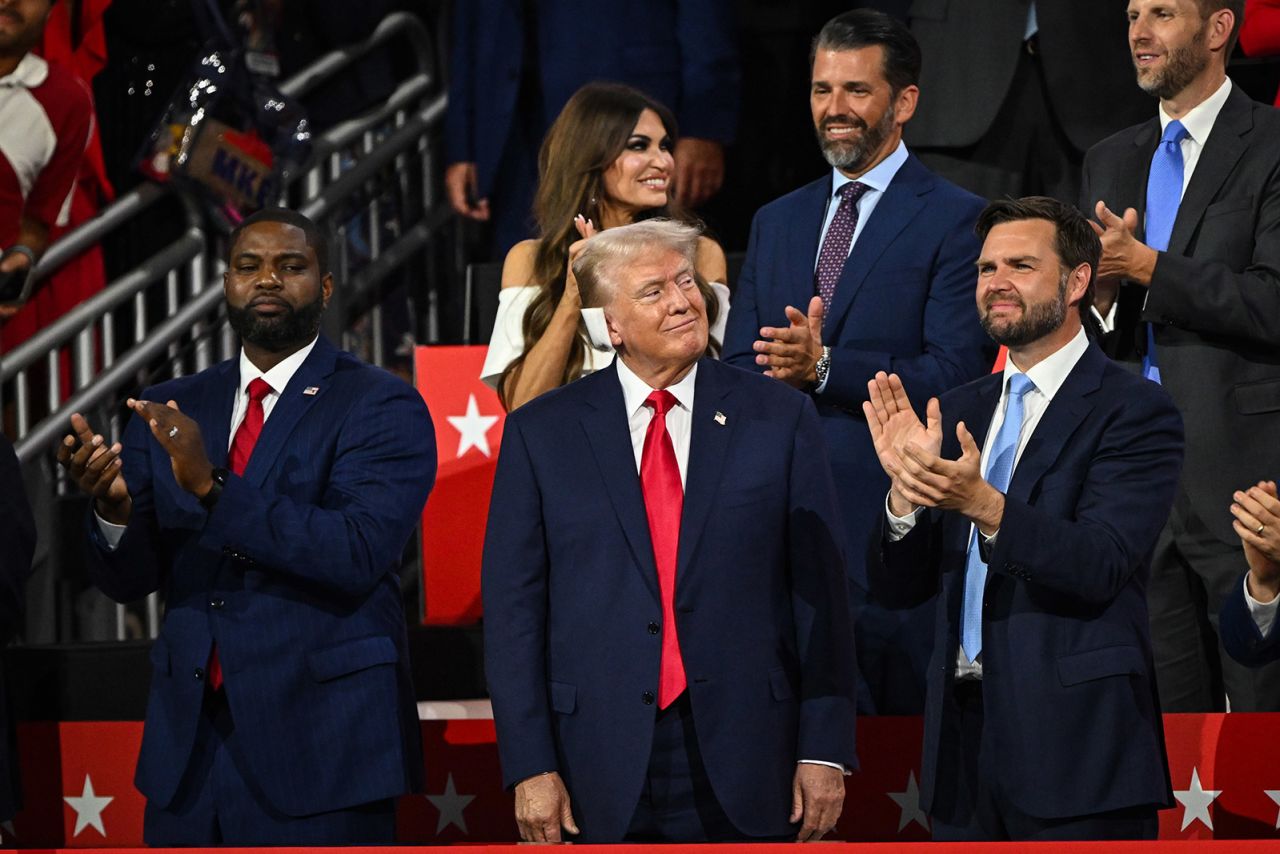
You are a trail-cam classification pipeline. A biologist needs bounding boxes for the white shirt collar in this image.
[1004,326,1090,402]
[1159,77,1232,145]
[830,139,909,198]
[237,337,320,396]
[0,53,49,89]
[615,355,698,417]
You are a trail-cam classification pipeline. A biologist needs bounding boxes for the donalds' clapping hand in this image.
[126,398,215,498]
[56,412,132,525]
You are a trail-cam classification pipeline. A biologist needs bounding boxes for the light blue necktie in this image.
[1141,119,1188,384]
[960,373,1035,662]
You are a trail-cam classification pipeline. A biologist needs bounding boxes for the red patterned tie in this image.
[814,181,870,316]
[208,377,273,690]
[640,390,686,708]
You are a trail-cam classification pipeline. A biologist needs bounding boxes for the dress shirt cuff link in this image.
[94,512,127,551]
[885,493,922,541]
[799,759,850,776]
[1090,301,1118,334]
[1244,574,1279,637]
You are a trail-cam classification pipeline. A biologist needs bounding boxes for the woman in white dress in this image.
[480,82,730,410]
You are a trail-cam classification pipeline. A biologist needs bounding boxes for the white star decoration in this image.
[1265,790,1280,829]
[63,774,113,838]
[426,773,475,834]
[446,394,499,459]
[1174,767,1221,831]
[886,770,930,833]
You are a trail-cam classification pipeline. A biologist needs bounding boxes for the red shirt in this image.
[1240,0,1280,105]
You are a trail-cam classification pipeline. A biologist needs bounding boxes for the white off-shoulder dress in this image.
[480,282,732,391]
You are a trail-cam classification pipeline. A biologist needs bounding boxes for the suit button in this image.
[642,691,655,705]
[647,622,659,635]
[194,667,205,681]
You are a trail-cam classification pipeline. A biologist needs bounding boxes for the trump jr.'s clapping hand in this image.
[514,771,579,843]
[863,372,1004,534]
[56,412,132,525]
[127,399,216,498]
[791,763,844,842]
[754,296,825,388]
[1233,480,1280,603]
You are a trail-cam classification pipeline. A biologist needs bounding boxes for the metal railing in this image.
[1,11,452,641]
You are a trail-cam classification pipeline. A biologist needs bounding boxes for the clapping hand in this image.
[127,399,215,498]
[56,412,132,525]
[1234,480,1280,602]
[561,214,599,310]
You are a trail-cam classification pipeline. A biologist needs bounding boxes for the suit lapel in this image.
[581,363,662,604]
[198,359,238,468]
[676,361,735,588]
[241,338,337,487]
[1123,120,1160,243]
[824,157,929,333]
[1167,88,1252,257]
[783,177,834,313]
[1006,346,1104,502]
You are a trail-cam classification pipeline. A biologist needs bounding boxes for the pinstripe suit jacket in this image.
[86,336,436,817]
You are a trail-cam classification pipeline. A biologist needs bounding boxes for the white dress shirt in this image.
[1157,76,1232,201]
[1244,576,1279,637]
[614,356,845,773]
[96,338,320,549]
[886,326,1091,678]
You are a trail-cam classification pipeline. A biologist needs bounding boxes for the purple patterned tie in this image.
[815,181,870,315]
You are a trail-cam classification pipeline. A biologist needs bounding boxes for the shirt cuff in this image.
[799,759,850,776]
[885,493,923,541]
[1245,573,1279,637]
[94,511,127,551]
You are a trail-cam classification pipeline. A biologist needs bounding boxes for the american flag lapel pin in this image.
[303,386,320,396]
[714,411,727,426]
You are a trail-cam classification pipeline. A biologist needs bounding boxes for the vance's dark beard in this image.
[980,274,1070,348]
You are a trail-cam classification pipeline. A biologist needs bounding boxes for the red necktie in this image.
[208,377,273,690]
[640,390,686,708]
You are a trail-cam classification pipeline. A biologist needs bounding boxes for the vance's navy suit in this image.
[86,337,435,835]
[722,155,993,713]
[874,344,1183,827]
[1222,575,1280,668]
[482,358,857,843]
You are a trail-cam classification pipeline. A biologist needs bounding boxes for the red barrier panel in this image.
[415,346,506,625]
[17,713,1280,847]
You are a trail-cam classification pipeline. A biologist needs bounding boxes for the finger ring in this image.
[1259,523,1267,536]
[168,426,179,439]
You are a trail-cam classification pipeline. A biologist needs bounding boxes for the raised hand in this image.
[56,412,132,525]
[754,296,824,388]
[1090,200,1157,285]
[561,214,599,309]
[128,399,214,498]
[1234,480,1280,602]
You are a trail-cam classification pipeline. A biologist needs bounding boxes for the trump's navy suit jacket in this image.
[723,155,993,590]
[482,357,857,842]
[86,337,435,818]
[874,344,1183,823]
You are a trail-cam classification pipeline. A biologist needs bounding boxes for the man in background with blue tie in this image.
[722,9,992,716]
[866,196,1183,840]
[1080,0,1280,712]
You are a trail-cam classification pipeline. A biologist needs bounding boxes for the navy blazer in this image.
[874,344,1183,822]
[723,155,993,587]
[0,436,35,822]
[482,358,857,842]
[1222,573,1280,667]
[86,337,436,818]
[444,0,740,195]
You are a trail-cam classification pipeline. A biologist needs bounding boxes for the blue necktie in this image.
[960,373,1035,663]
[1141,119,1188,384]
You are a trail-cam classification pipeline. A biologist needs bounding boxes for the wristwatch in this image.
[199,467,230,511]
[813,346,832,391]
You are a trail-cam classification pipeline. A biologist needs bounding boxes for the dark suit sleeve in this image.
[195,381,437,599]
[481,415,560,788]
[672,0,740,143]
[444,0,477,165]
[721,212,764,370]
[1222,570,1280,667]
[0,439,35,637]
[1143,174,1280,348]
[85,398,169,604]
[873,509,944,610]
[988,388,1185,605]
[820,201,992,409]
[787,397,859,769]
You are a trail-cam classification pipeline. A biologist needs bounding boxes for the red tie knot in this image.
[247,377,273,402]
[645,389,678,417]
